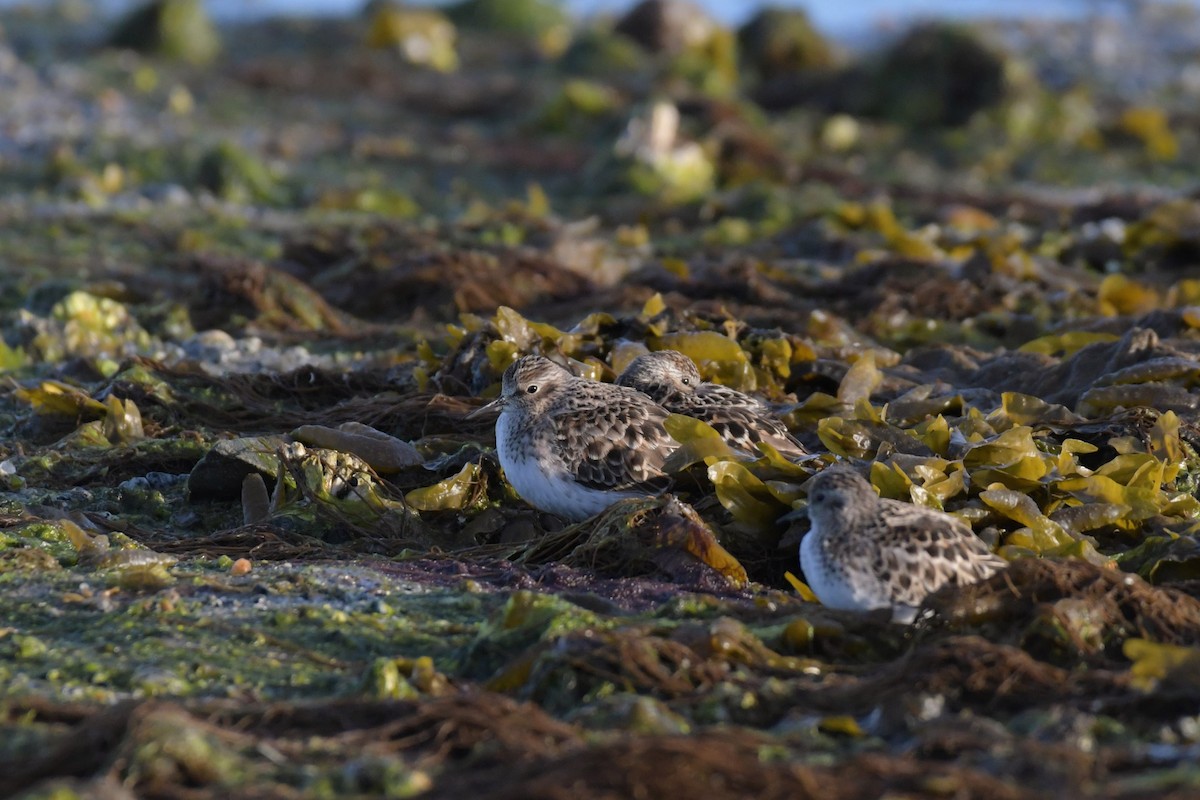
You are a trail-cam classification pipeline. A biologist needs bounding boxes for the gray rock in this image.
[187,435,287,501]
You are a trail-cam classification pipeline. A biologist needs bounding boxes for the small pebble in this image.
[231,558,253,576]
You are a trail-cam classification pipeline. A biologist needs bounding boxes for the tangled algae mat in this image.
[8,3,1200,798]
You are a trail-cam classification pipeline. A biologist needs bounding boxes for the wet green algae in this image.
[0,556,496,704]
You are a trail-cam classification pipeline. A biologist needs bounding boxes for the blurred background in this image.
[1,0,1198,253]
[4,0,1119,31]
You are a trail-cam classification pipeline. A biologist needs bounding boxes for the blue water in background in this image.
[11,0,1143,37]
[197,0,1098,31]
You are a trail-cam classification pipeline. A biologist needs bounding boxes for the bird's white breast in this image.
[496,409,632,521]
[799,520,890,612]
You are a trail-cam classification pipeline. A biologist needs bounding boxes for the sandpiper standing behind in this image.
[801,465,1007,624]
[471,355,679,521]
[617,350,807,459]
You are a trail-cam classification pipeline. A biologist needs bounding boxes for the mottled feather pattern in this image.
[616,350,807,459]
[489,355,677,519]
[801,465,1006,622]
[693,401,802,458]
[857,499,1005,606]
[688,383,773,413]
[546,382,675,492]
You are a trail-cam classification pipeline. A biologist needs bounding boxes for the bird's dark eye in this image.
[681,377,691,386]
[526,384,538,394]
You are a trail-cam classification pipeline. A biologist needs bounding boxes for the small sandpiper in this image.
[471,355,678,522]
[800,465,1006,624]
[616,350,807,459]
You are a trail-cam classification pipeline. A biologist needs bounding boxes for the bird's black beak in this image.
[465,395,506,420]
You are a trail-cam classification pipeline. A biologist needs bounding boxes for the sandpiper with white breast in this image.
[616,350,807,459]
[471,355,679,522]
[800,465,1006,624]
